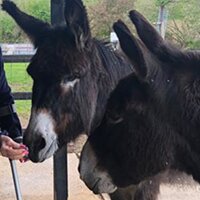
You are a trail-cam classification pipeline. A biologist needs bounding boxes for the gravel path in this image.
[1,154,200,200]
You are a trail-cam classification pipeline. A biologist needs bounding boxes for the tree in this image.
[87,0,135,39]
[166,0,200,49]
[155,0,176,6]
[155,0,177,38]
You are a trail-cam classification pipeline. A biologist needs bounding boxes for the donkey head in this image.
[79,10,200,193]
[79,73,153,193]
[2,0,101,162]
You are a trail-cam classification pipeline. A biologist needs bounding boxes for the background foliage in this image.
[0,0,50,43]
[0,0,200,48]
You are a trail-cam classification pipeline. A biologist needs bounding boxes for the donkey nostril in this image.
[78,163,81,173]
[23,134,27,144]
[37,137,46,151]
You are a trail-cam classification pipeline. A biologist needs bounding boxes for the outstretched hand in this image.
[0,135,28,160]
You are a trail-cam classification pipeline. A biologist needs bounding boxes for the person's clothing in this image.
[0,47,22,140]
[0,130,6,148]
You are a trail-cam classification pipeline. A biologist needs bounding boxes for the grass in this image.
[4,63,32,126]
[4,62,32,92]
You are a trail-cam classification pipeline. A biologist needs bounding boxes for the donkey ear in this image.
[2,0,50,47]
[129,10,164,52]
[64,0,91,49]
[113,20,147,78]
[129,10,182,63]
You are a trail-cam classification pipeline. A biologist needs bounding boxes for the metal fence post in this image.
[51,0,65,26]
[53,146,68,200]
[51,1,68,200]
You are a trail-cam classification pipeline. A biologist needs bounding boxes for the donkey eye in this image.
[61,76,80,92]
[107,111,124,124]
[68,75,77,82]
[63,74,80,83]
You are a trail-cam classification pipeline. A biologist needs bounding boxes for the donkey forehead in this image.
[26,27,93,81]
[27,45,89,80]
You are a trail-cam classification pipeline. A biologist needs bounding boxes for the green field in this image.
[4,62,32,92]
[4,63,32,126]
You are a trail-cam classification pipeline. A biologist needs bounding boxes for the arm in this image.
[0,47,22,140]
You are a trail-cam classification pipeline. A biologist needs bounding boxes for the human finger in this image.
[1,136,21,149]
[1,147,28,160]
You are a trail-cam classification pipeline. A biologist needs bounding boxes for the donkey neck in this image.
[90,40,134,132]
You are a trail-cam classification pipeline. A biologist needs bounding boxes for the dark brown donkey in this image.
[2,1,161,200]
[79,10,200,199]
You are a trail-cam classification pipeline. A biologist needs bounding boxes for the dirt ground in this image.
[1,154,200,200]
[0,154,101,200]
[0,135,200,200]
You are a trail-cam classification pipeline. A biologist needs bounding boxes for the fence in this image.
[2,1,68,200]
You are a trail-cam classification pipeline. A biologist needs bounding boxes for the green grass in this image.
[4,63,32,92]
[15,100,31,127]
[4,63,32,126]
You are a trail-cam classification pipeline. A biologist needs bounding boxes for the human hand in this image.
[0,135,28,160]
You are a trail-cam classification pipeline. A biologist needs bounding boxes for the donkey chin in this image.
[79,142,117,194]
[37,139,59,162]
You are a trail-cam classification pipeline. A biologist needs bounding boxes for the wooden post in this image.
[157,5,168,39]
[51,1,68,200]
[157,5,164,36]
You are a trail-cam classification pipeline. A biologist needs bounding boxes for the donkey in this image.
[79,10,200,197]
[1,0,134,162]
[1,1,162,200]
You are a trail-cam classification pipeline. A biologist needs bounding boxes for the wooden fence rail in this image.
[3,55,32,63]
[12,92,32,100]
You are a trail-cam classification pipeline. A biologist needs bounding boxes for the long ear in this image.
[64,0,91,49]
[129,10,181,62]
[113,20,147,78]
[2,0,51,47]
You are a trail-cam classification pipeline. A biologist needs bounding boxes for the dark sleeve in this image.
[0,47,22,139]
[0,136,2,148]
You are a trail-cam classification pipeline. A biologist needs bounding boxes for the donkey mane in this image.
[95,40,133,84]
[86,39,134,131]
